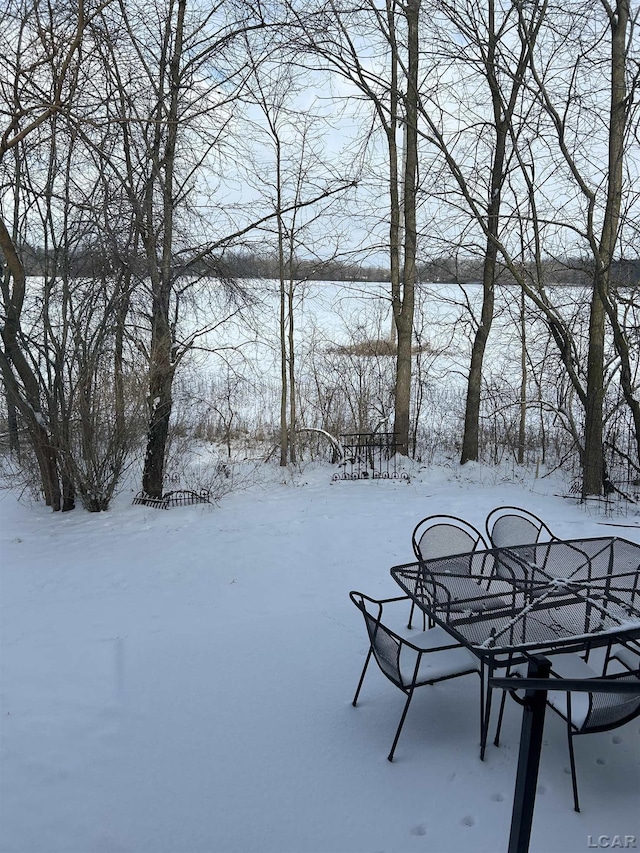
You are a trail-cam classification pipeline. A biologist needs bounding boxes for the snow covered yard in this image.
[1,463,639,853]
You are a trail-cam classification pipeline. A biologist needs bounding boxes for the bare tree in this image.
[0,0,112,509]
[408,0,547,463]
[512,0,640,495]
[289,0,420,455]
[239,47,356,465]
[79,0,274,498]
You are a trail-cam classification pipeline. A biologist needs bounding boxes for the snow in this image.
[1,462,639,853]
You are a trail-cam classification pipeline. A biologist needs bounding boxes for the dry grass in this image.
[327,338,430,356]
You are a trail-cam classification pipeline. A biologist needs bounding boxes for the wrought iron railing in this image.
[133,489,211,509]
[333,432,409,481]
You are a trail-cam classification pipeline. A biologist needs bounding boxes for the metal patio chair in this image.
[349,591,480,761]
[548,652,640,812]
[605,638,640,673]
[485,506,558,549]
[496,650,640,812]
[408,514,492,629]
[484,506,573,596]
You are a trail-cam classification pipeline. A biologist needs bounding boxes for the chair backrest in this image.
[485,506,556,548]
[581,672,640,734]
[609,641,640,672]
[547,650,640,735]
[412,515,488,576]
[349,592,403,687]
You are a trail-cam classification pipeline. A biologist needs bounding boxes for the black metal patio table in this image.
[390,536,640,757]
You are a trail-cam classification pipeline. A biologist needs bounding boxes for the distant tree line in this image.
[17,242,640,288]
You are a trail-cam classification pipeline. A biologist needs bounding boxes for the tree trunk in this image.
[460,0,504,465]
[582,277,606,495]
[276,132,288,467]
[279,262,288,467]
[518,286,527,465]
[387,0,402,445]
[288,271,297,465]
[6,391,19,455]
[582,0,629,498]
[0,218,61,509]
[392,0,419,457]
[140,0,186,498]
[142,355,174,498]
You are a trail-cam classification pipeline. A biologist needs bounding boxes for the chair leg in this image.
[493,656,517,747]
[494,688,508,747]
[388,688,416,762]
[567,728,581,813]
[479,662,486,747]
[481,681,494,761]
[352,648,373,707]
[407,599,427,630]
[479,662,495,760]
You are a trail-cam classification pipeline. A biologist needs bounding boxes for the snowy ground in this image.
[1,461,639,853]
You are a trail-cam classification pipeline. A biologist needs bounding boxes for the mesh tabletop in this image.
[390,537,640,658]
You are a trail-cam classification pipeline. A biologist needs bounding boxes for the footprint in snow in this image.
[537,784,546,795]
[461,816,475,827]
[491,792,505,802]
[410,824,427,836]
[612,735,623,745]
[595,757,606,766]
